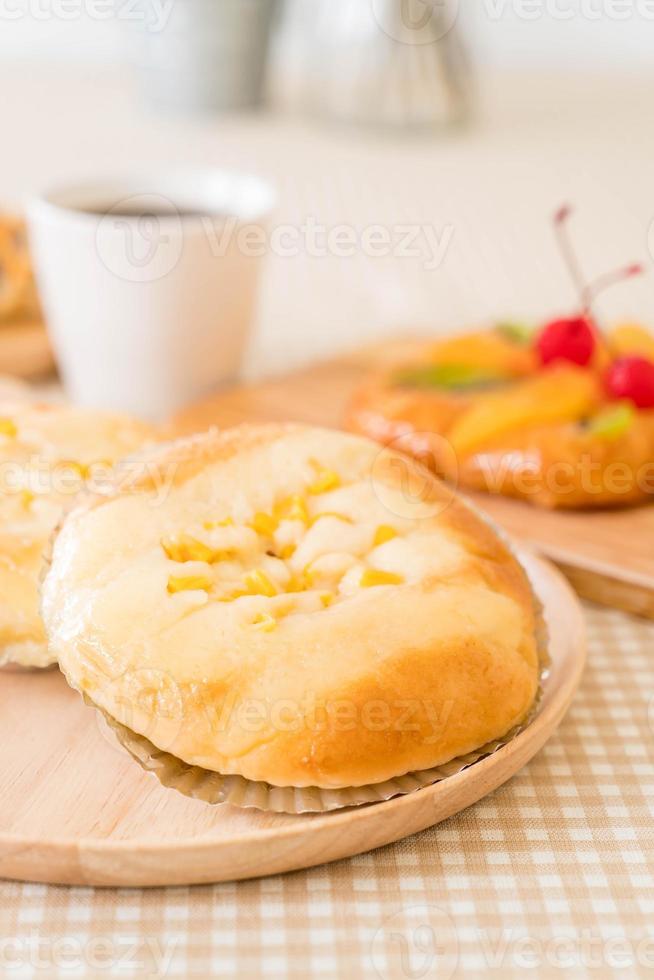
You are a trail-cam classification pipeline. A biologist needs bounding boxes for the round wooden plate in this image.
[0,551,585,888]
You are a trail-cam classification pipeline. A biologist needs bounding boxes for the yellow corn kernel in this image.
[360,569,404,588]
[309,511,353,527]
[61,460,90,479]
[274,494,309,525]
[251,512,278,537]
[161,534,216,564]
[167,575,212,594]
[0,418,17,438]
[286,573,306,594]
[373,525,398,547]
[280,544,296,560]
[252,612,277,632]
[320,592,334,608]
[203,517,234,530]
[217,589,248,603]
[307,462,341,495]
[245,569,278,598]
[20,489,35,509]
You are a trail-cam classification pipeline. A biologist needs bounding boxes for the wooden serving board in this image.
[0,553,585,888]
[175,350,654,619]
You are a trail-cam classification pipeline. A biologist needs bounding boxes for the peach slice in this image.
[425,329,537,377]
[447,365,602,457]
[609,323,654,360]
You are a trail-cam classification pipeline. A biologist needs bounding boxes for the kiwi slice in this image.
[495,321,534,345]
[587,402,635,439]
[393,363,508,391]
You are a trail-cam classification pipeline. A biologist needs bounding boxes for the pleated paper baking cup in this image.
[94,690,544,814]
[86,571,549,815]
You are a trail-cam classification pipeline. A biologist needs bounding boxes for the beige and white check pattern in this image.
[1,603,653,979]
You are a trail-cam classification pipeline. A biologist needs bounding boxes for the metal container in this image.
[132,0,277,113]
[269,0,471,130]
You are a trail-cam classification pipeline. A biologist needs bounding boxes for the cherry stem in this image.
[583,264,643,310]
[553,205,643,323]
[554,205,588,310]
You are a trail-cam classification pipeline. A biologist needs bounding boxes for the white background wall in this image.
[0,0,652,72]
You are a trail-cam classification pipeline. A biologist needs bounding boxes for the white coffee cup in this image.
[28,172,276,421]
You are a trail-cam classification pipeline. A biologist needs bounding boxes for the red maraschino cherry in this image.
[536,205,643,368]
[605,355,654,409]
[537,316,596,366]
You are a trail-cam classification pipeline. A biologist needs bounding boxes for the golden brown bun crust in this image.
[0,401,155,667]
[44,423,540,788]
[0,216,40,322]
[456,414,654,508]
[347,342,654,509]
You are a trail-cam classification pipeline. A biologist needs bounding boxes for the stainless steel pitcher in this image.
[269,0,471,129]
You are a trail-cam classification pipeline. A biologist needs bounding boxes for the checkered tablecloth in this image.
[0,603,652,979]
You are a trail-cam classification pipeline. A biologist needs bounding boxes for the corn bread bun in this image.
[0,216,40,322]
[347,332,654,509]
[43,423,540,789]
[0,401,154,668]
